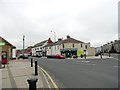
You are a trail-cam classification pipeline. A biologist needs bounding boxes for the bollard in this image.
[35,61,38,76]
[31,58,33,67]
[109,52,110,57]
[84,54,86,59]
[27,78,38,90]
[100,53,102,59]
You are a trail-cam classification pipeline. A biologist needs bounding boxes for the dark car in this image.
[18,54,29,59]
[95,52,101,56]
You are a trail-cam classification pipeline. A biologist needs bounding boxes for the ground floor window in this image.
[61,50,77,58]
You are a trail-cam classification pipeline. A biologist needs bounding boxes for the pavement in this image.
[67,55,112,59]
[1,58,51,89]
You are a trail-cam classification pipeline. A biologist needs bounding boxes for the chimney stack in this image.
[58,38,62,41]
[67,35,70,39]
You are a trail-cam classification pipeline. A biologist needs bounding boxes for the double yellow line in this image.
[40,67,59,90]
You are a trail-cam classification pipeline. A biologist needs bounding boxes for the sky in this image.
[0,0,119,49]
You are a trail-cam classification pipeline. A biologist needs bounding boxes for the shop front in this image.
[61,48,78,58]
[0,37,16,63]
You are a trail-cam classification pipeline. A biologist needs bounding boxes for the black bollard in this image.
[31,58,33,67]
[35,61,38,76]
[109,52,110,57]
[27,78,38,90]
[100,53,102,59]
[84,54,86,59]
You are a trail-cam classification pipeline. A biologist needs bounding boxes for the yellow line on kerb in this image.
[40,67,59,90]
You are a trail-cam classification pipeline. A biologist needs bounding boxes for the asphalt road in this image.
[34,57,118,88]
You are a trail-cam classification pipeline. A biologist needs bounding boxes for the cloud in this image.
[0,0,119,49]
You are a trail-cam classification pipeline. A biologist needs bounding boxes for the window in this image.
[81,44,82,47]
[73,44,74,48]
[37,48,39,50]
[85,45,87,49]
[63,44,64,48]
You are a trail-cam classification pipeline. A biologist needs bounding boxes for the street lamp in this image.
[50,30,56,42]
[23,35,25,58]
[50,30,56,55]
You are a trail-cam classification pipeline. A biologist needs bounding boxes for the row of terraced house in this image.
[32,35,95,58]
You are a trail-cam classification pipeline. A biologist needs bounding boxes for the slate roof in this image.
[45,37,84,46]
[63,37,84,43]
[34,40,47,47]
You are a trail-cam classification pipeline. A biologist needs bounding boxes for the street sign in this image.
[0,42,5,46]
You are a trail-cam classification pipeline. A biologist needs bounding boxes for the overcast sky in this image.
[0,0,119,49]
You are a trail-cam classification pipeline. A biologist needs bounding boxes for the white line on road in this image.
[73,62,96,66]
[82,61,90,63]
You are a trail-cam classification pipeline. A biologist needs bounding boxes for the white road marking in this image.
[92,64,96,66]
[82,61,90,63]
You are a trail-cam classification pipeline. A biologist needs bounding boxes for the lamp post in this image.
[50,31,56,55]
[23,35,25,59]
[50,30,56,42]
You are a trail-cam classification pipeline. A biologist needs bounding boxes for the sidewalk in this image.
[1,59,49,89]
[67,55,112,59]
[81,55,112,59]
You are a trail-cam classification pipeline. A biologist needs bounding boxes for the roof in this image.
[34,40,47,47]
[46,37,84,47]
[63,37,84,43]
[44,42,54,47]
[34,38,53,47]
[0,36,16,48]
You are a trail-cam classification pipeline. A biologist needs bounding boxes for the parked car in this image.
[18,54,29,59]
[95,52,101,56]
[54,55,65,59]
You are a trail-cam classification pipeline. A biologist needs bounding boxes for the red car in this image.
[54,55,65,59]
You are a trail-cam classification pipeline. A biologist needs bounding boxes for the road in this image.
[34,57,118,88]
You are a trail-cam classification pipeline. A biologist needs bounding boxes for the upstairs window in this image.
[63,44,64,48]
[73,44,74,48]
[81,44,82,47]
[85,45,87,49]
[58,46,59,49]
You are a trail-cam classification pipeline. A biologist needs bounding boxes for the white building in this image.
[32,38,53,57]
